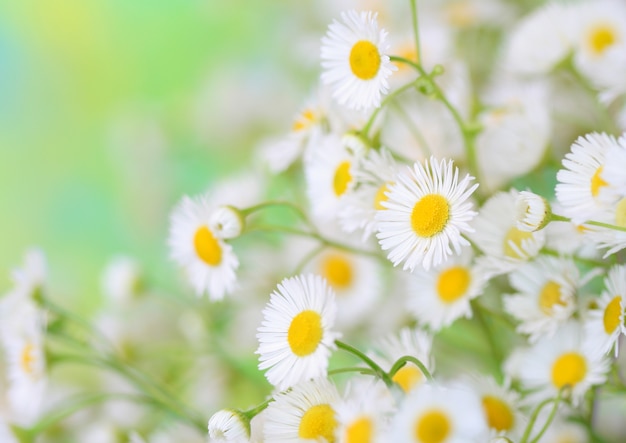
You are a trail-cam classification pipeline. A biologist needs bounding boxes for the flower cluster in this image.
[2,0,626,442]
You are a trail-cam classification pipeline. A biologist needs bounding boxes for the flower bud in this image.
[210,206,245,239]
[515,191,551,232]
[208,409,250,441]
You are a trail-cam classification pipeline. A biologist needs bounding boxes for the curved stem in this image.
[241,201,316,230]
[520,390,563,443]
[335,340,394,388]
[388,355,433,382]
[328,367,379,377]
[361,80,418,137]
[529,389,563,443]
[409,0,421,65]
[550,213,626,234]
[242,397,274,420]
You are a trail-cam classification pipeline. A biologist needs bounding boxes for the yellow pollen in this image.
[20,343,36,375]
[615,198,626,227]
[411,194,450,237]
[287,310,323,356]
[589,24,617,55]
[551,352,587,389]
[194,226,222,266]
[503,227,533,259]
[539,281,566,315]
[482,396,514,432]
[333,161,353,197]
[320,254,353,290]
[349,40,381,80]
[414,410,451,443]
[603,296,622,334]
[392,364,423,393]
[590,166,608,198]
[345,416,374,443]
[299,404,337,442]
[374,182,393,210]
[436,266,471,303]
[293,109,315,132]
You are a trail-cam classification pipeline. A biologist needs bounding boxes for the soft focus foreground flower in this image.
[514,191,551,232]
[321,10,395,111]
[256,274,340,390]
[168,194,239,300]
[208,409,250,442]
[376,157,478,271]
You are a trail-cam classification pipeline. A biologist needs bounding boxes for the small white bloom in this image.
[210,206,244,240]
[208,409,250,442]
[376,157,479,271]
[321,10,395,111]
[256,275,340,390]
[168,194,239,300]
[101,256,142,303]
[515,191,551,232]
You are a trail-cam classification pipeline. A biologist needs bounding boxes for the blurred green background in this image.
[0,0,322,312]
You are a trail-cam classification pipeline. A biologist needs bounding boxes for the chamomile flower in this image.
[376,157,479,272]
[321,10,395,111]
[256,274,340,390]
[584,264,626,356]
[555,132,620,224]
[208,409,250,442]
[305,133,361,221]
[306,248,380,329]
[407,246,488,331]
[334,379,394,443]
[264,377,340,443]
[391,383,488,442]
[510,322,610,406]
[373,327,434,394]
[504,256,579,343]
[470,189,545,277]
[338,147,400,241]
[168,194,239,300]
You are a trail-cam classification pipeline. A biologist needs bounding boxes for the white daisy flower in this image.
[603,134,626,196]
[208,409,250,442]
[306,248,380,329]
[263,377,340,443]
[305,133,361,222]
[256,274,340,390]
[338,147,400,241]
[390,383,488,442]
[101,255,142,304]
[321,10,395,111]
[584,264,626,356]
[471,376,525,439]
[376,157,479,272]
[407,246,488,331]
[515,191,551,232]
[504,256,579,343]
[510,322,610,406]
[536,414,588,443]
[470,189,545,277]
[556,132,621,224]
[168,194,239,300]
[372,327,434,394]
[334,379,394,443]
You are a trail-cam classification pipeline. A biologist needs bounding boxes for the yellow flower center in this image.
[482,396,514,432]
[588,24,617,56]
[193,226,222,266]
[299,404,337,442]
[320,254,353,290]
[293,109,315,132]
[551,352,587,389]
[345,416,374,443]
[615,198,626,227]
[503,227,533,259]
[20,343,36,375]
[333,161,353,197]
[539,281,566,315]
[392,364,422,393]
[603,295,622,334]
[414,410,451,443]
[590,166,608,198]
[436,266,471,303]
[411,194,450,237]
[287,310,323,356]
[349,40,381,80]
[374,182,393,210]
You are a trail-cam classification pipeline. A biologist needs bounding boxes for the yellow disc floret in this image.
[288,310,323,356]
[588,24,617,56]
[414,410,451,443]
[539,281,566,315]
[551,352,587,389]
[349,40,381,80]
[194,226,222,266]
[321,254,353,290]
[345,416,374,443]
[590,166,608,197]
[603,296,622,334]
[482,396,514,432]
[299,404,337,442]
[411,194,450,237]
[392,364,423,393]
[333,161,353,196]
[436,266,471,303]
[503,227,533,259]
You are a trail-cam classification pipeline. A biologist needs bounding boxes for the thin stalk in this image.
[520,390,563,443]
[361,80,418,137]
[409,0,422,64]
[328,367,378,377]
[335,340,394,388]
[550,213,626,234]
[529,390,563,443]
[471,300,504,381]
[388,355,433,382]
[242,397,274,420]
[241,201,315,230]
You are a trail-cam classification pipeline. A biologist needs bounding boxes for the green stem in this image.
[520,390,563,443]
[550,213,626,234]
[328,367,379,377]
[335,340,394,388]
[388,355,433,382]
[540,247,606,268]
[361,80,419,137]
[241,201,315,230]
[242,397,274,420]
[529,390,563,443]
[471,300,504,381]
[409,0,421,65]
